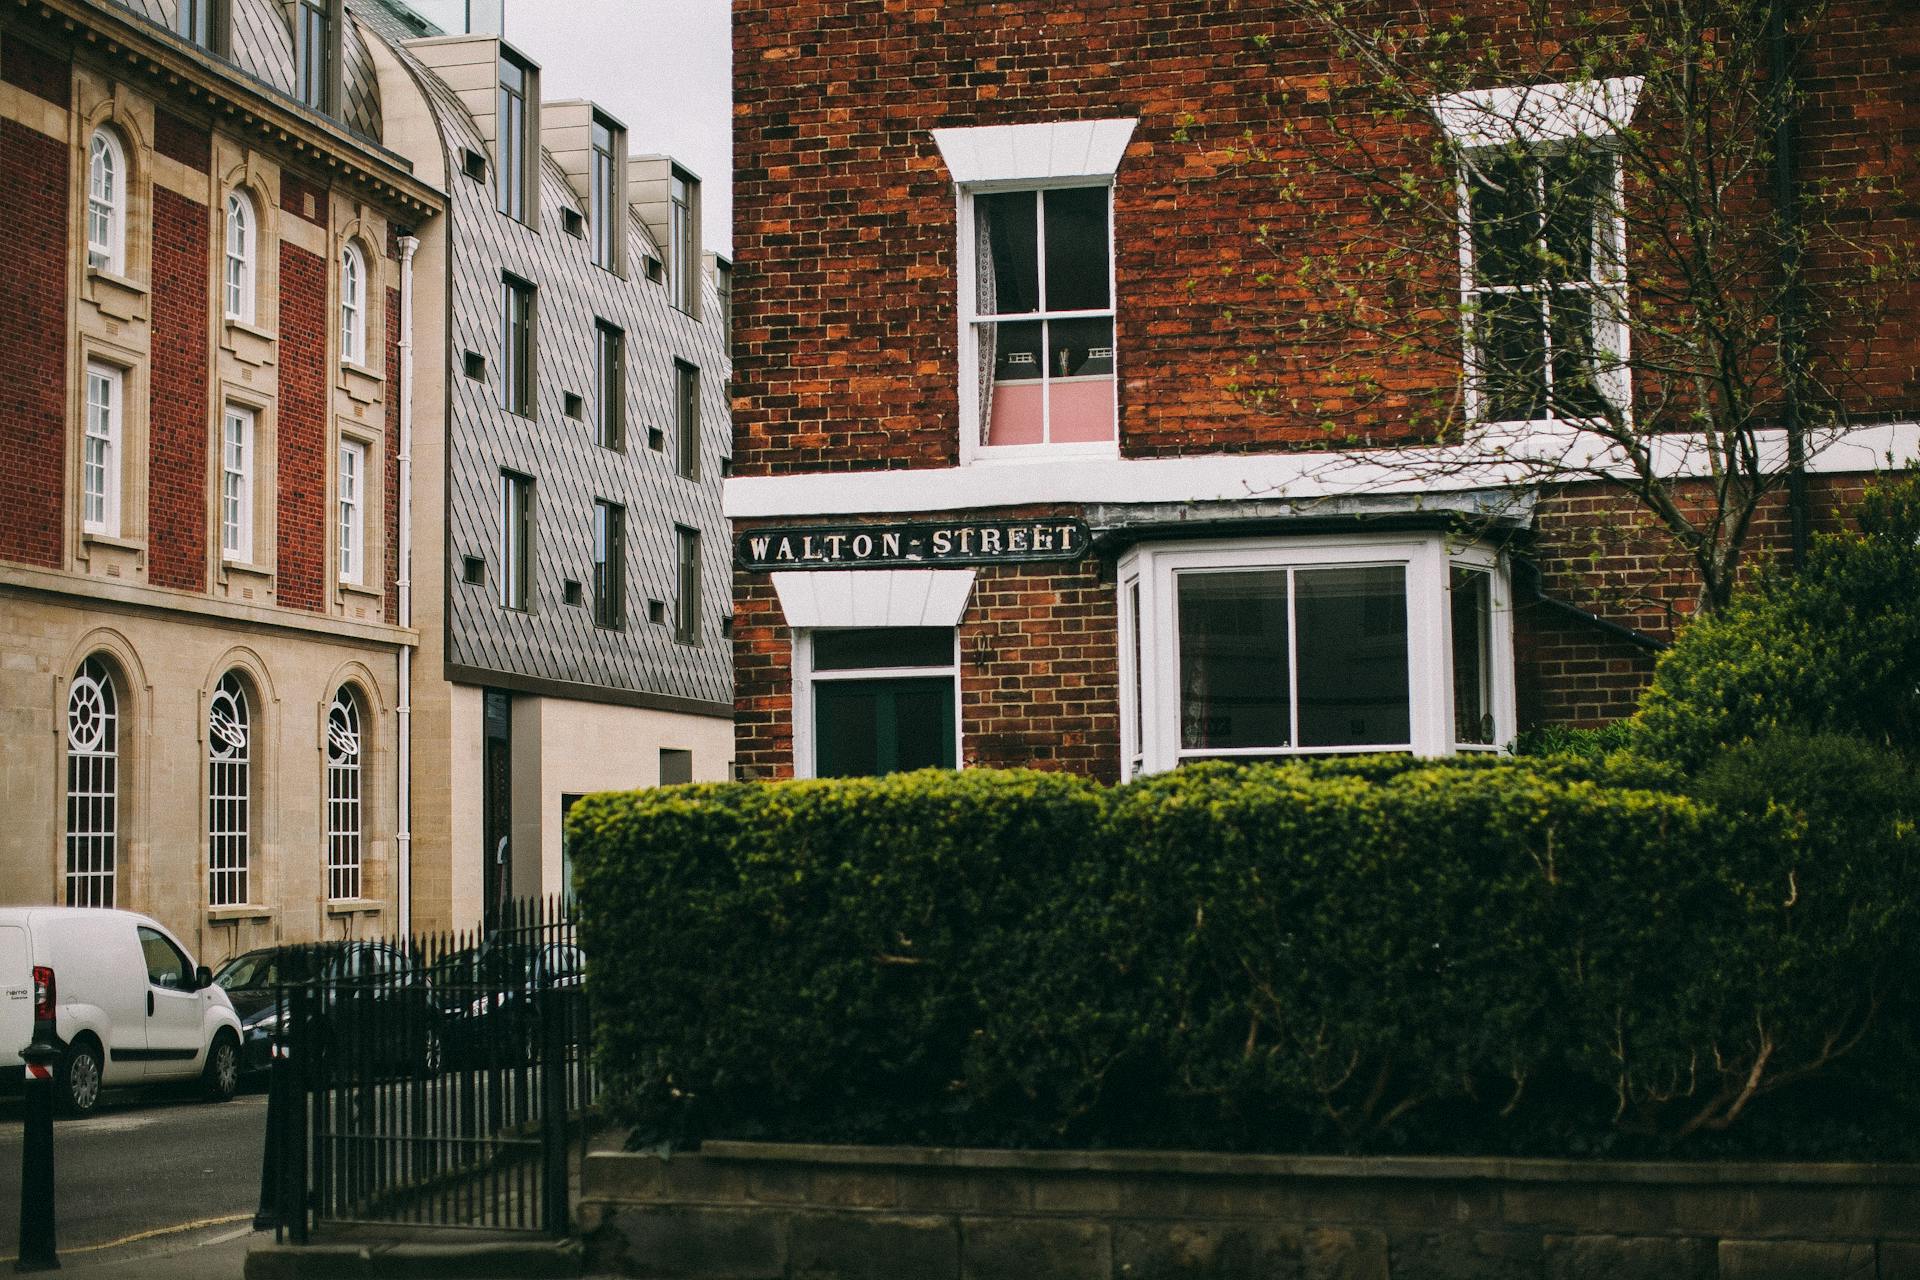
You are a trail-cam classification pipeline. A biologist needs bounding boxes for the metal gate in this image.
[262,898,597,1238]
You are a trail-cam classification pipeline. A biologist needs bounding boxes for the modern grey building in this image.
[356,0,733,932]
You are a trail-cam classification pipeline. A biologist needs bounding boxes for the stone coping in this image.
[681,1140,1920,1187]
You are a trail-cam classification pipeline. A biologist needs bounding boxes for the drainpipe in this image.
[1771,0,1810,569]
[397,233,418,940]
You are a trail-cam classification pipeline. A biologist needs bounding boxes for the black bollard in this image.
[16,1038,61,1273]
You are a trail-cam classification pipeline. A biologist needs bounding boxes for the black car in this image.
[436,940,586,1067]
[213,942,442,1078]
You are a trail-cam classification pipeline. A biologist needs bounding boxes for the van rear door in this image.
[0,925,32,1067]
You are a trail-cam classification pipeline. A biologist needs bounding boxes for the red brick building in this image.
[0,0,439,954]
[727,2,1918,783]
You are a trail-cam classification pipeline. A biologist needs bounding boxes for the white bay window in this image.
[1119,534,1513,778]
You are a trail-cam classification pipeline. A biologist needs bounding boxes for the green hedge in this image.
[569,759,1918,1157]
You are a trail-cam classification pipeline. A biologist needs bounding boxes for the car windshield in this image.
[213,950,284,990]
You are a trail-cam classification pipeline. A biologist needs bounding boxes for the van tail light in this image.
[32,966,55,1022]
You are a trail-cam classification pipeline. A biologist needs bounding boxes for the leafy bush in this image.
[1510,722,1635,762]
[1633,474,1920,772]
[571,760,1919,1157]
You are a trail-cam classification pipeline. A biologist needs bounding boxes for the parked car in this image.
[212,941,441,1079]
[0,907,244,1116]
[437,939,586,1066]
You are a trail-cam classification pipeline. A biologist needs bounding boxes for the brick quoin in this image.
[0,118,68,569]
[383,286,400,623]
[153,108,210,171]
[147,185,209,592]
[277,241,328,612]
[0,36,68,107]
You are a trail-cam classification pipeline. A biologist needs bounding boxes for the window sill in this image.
[223,316,274,342]
[83,531,146,554]
[341,361,384,405]
[207,905,273,923]
[325,899,382,917]
[967,441,1121,465]
[338,580,382,601]
[85,266,147,295]
[85,267,148,321]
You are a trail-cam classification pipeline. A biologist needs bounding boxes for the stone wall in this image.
[581,1142,1920,1280]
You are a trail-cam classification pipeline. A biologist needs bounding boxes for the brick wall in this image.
[732,1,1920,478]
[153,108,209,171]
[277,241,327,612]
[280,170,327,227]
[0,34,68,106]
[0,118,68,569]
[148,185,209,592]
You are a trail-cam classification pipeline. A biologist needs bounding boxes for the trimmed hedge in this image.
[570,758,1918,1157]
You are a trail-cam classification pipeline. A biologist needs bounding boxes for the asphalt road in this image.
[0,1081,267,1262]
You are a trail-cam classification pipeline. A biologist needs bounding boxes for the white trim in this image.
[725,421,1920,518]
[1118,532,1517,779]
[221,404,255,563]
[82,360,123,537]
[224,191,256,324]
[791,628,963,781]
[340,242,367,366]
[931,118,1137,185]
[771,568,977,630]
[1431,76,1643,151]
[87,129,127,275]
[338,438,366,585]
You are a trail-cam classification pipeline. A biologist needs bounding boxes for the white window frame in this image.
[337,438,366,585]
[956,181,1120,462]
[82,360,123,537]
[791,628,963,781]
[222,404,255,563]
[1118,532,1515,780]
[1434,77,1640,428]
[339,242,367,366]
[224,191,256,323]
[65,656,119,909]
[87,128,126,274]
[325,686,362,901]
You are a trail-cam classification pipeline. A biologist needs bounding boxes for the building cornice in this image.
[0,564,418,649]
[14,0,443,221]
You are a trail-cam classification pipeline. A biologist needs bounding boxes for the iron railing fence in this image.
[263,897,596,1239]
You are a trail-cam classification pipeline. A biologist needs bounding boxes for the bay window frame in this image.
[1119,533,1514,780]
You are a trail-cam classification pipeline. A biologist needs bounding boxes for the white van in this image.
[0,907,244,1115]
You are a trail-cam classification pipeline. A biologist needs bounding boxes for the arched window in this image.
[339,242,366,364]
[224,191,255,322]
[65,657,119,908]
[325,687,362,901]
[207,672,252,906]
[87,128,127,273]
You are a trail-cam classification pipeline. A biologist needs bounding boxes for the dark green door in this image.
[814,676,956,777]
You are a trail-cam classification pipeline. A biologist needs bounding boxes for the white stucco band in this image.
[771,570,978,630]
[931,118,1138,185]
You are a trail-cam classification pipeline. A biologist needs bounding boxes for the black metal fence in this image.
[260,897,597,1239]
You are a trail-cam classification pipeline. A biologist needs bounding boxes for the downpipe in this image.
[397,233,418,940]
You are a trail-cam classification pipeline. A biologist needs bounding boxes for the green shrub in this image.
[571,761,1918,1157]
[1633,474,1920,773]
[1509,722,1635,762]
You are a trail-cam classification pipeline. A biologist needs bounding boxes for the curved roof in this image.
[111,0,384,142]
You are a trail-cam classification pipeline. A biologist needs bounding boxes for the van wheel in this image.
[202,1032,240,1103]
[56,1037,104,1116]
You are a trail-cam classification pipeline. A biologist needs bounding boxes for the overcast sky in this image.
[414,0,735,253]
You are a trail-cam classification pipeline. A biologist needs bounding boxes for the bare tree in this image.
[1180,0,1913,612]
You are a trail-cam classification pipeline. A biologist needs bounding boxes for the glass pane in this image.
[1177,571,1290,750]
[1541,150,1608,282]
[1296,566,1409,747]
[1469,153,1537,287]
[814,677,955,777]
[982,319,1044,446]
[814,627,952,671]
[1478,291,1546,421]
[977,190,1038,315]
[1549,290,1607,418]
[1047,316,1116,444]
[1451,567,1494,744]
[1042,186,1110,311]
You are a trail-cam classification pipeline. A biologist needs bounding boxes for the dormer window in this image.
[295,0,336,112]
[669,167,698,315]
[496,50,535,224]
[177,0,227,54]
[590,112,625,273]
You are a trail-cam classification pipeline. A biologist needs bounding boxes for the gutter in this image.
[396,233,418,939]
[1510,557,1669,654]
